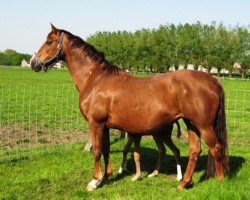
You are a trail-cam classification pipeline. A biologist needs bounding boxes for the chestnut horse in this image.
[31,25,229,191]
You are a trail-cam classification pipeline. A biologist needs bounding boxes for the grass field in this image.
[0,66,250,199]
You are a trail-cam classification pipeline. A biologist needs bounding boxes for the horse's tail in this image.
[206,83,230,179]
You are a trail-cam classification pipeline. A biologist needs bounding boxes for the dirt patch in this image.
[0,125,88,150]
[0,125,188,150]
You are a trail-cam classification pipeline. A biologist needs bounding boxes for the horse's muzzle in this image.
[31,54,43,72]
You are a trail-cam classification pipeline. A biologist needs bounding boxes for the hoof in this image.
[177,183,185,190]
[148,170,158,178]
[177,181,194,190]
[217,175,224,181]
[86,179,100,191]
[131,175,141,181]
[86,184,96,191]
[118,167,123,174]
[102,176,109,183]
[176,174,183,181]
[118,167,129,174]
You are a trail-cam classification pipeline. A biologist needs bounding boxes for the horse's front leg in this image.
[102,127,112,182]
[86,121,105,191]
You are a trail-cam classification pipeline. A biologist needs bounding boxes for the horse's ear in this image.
[50,23,59,34]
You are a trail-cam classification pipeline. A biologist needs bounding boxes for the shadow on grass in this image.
[0,156,29,165]
[109,146,245,184]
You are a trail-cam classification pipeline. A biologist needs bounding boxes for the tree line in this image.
[87,22,250,77]
[0,49,31,66]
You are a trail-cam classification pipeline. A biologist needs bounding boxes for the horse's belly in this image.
[106,108,175,134]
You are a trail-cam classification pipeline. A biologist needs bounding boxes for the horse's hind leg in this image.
[148,133,166,178]
[161,127,182,181]
[131,135,142,181]
[177,122,201,189]
[200,127,224,180]
[118,133,134,174]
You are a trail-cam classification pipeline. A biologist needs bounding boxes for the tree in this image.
[234,26,250,78]
[0,49,31,66]
[86,22,250,76]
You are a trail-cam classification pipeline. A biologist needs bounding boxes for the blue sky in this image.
[0,0,249,54]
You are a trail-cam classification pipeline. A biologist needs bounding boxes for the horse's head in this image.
[31,24,64,72]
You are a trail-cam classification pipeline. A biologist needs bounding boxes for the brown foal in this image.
[119,122,182,181]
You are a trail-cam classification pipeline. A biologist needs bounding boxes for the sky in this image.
[0,0,250,54]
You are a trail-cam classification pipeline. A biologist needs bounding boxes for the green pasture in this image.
[0,66,250,199]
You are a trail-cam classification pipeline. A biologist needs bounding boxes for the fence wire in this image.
[225,89,250,138]
[0,84,249,151]
[0,84,85,150]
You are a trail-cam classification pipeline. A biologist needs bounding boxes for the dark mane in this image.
[60,29,121,74]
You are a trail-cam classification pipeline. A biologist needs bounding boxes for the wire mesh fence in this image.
[0,84,86,150]
[0,83,249,152]
[225,89,250,137]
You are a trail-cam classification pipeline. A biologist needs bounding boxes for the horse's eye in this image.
[46,41,53,46]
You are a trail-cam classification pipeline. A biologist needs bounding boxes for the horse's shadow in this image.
[108,146,245,184]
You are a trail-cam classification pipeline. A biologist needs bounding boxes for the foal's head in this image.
[31,24,64,72]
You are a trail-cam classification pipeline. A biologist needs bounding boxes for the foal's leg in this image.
[176,121,182,138]
[161,130,182,181]
[119,130,126,139]
[147,133,166,178]
[102,127,112,182]
[177,123,201,189]
[131,135,142,181]
[118,133,134,174]
[86,121,105,191]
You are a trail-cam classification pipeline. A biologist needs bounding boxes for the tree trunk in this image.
[229,70,233,77]
[241,69,245,79]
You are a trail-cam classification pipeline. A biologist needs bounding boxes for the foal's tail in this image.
[206,83,230,179]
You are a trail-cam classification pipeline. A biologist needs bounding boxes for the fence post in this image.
[84,134,92,152]
[83,130,127,151]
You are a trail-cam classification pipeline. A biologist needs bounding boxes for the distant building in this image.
[178,65,185,70]
[53,61,62,69]
[197,65,208,73]
[168,66,176,72]
[21,59,30,67]
[220,68,229,74]
[187,64,194,70]
[219,63,241,75]
[210,67,218,74]
[233,63,241,74]
[177,64,194,70]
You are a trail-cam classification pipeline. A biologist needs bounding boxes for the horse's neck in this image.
[64,48,104,92]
